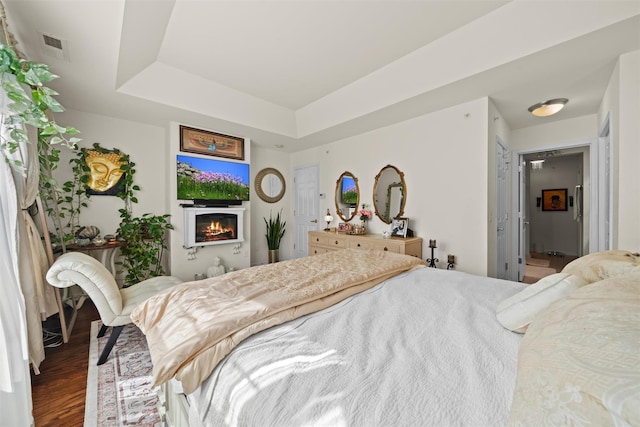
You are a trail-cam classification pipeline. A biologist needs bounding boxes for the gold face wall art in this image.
[84,149,126,195]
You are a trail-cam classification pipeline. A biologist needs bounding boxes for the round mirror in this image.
[373,164,406,224]
[334,171,359,222]
[255,167,286,203]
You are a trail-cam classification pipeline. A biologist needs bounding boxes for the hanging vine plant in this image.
[0,44,79,163]
[0,43,82,251]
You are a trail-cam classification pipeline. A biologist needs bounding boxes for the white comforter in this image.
[189,267,524,427]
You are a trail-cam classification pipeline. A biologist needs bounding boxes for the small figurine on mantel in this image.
[207,256,226,278]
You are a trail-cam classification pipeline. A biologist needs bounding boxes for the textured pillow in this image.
[496,272,587,333]
[562,249,640,284]
[509,273,640,426]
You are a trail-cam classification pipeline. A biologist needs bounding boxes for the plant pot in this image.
[268,249,279,263]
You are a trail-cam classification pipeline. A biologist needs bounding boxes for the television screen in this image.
[341,175,358,205]
[177,155,250,202]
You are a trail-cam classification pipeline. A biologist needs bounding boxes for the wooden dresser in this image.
[308,231,422,258]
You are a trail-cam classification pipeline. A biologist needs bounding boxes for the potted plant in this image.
[264,209,286,263]
[116,212,173,286]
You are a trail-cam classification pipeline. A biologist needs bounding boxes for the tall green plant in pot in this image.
[264,210,286,263]
[117,212,173,286]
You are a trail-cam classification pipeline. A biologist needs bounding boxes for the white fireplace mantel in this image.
[183,207,245,248]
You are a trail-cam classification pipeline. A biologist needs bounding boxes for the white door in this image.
[517,155,528,282]
[496,139,509,279]
[293,164,320,258]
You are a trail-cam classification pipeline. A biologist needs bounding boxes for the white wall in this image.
[291,98,491,276]
[510,115,598,151]
[598,50,640,251]
[55,109,168,239]
[250,145,292,265]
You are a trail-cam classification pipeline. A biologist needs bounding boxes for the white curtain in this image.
[0,127,33,426]
[12,125,58,372]
[0,82,58,425]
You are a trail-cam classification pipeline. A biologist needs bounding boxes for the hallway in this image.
[522,251,578,284]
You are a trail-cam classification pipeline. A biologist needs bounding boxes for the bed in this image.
[131,248,640,427]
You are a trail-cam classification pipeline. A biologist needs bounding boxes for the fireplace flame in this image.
[199,220,235,241]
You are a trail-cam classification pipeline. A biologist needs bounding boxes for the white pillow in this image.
[496,272,587,333]
[562,250,640,283]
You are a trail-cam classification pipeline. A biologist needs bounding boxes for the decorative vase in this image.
[268,249,279,263]
[361,221,367,234]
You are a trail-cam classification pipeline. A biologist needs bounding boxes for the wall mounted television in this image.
[177,155,250,205]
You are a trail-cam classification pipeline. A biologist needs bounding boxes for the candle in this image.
[429,239,436,248]
[448,254,455,264]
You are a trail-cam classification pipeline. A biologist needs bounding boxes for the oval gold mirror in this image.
[255,167,286,203]
[373,164,406,224]
[334,171,359,222]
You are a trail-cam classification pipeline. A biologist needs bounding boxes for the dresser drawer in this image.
[327,236,347,249]
[308,231,421,258]
[309,246,330,256]
[348,239,375,250]
[310,234,330,246]
[370,240,402,253]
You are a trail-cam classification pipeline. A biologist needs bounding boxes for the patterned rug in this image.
[85,321,161,426]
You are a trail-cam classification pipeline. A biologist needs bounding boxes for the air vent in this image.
[43,34,63,50]
[39,32,70,61]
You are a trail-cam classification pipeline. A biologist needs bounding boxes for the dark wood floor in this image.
[529,251,577,271]
[31,301,99,427]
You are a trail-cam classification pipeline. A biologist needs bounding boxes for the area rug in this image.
[85,321,161,426]
[526,257,551,267]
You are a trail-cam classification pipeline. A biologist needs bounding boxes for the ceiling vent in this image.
[39,32,70,61]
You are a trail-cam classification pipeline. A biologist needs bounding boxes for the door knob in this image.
[310,219,318,223]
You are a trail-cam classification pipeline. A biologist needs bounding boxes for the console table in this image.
[64,240,126,278]
[308,231,422,258]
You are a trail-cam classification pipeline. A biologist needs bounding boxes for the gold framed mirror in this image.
[334,171,359,222]
[373,164,406,224]
[255,167,286,203]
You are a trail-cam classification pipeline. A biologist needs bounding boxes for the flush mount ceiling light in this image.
[528,98,569,117]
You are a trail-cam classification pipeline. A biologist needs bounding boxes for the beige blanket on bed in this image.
[131,248,425,394]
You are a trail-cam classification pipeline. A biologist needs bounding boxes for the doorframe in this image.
[510,138,599,281]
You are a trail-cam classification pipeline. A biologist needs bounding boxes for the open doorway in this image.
[516,145,590,283]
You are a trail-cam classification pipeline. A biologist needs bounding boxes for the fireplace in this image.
[183,207,245,248]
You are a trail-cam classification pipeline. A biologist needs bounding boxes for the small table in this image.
[59,241,127,309]
[64,241,126,277]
